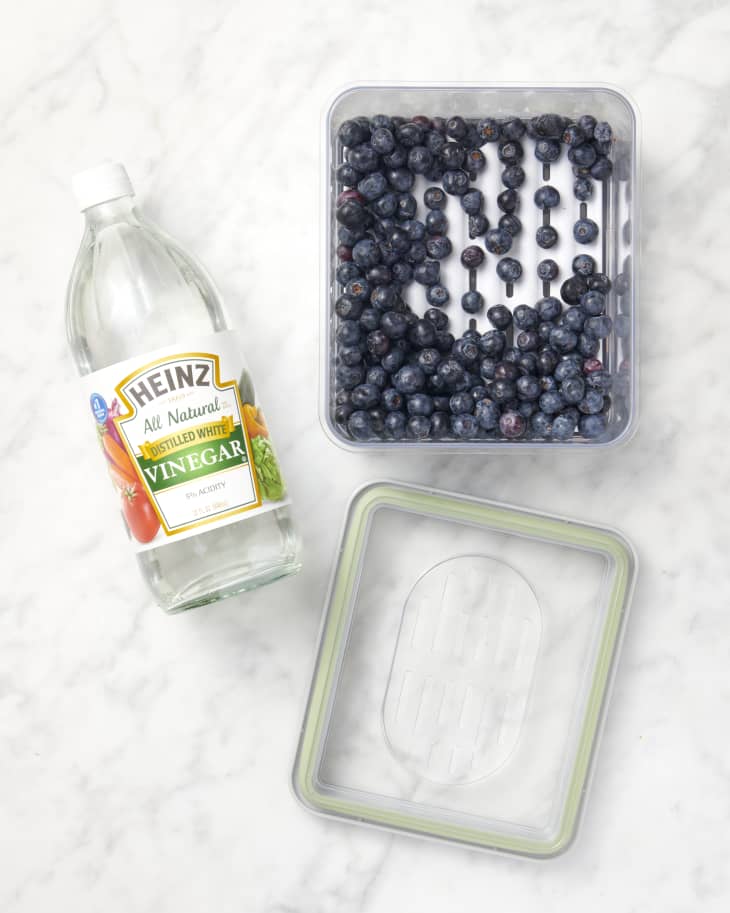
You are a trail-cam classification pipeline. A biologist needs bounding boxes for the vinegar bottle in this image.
[66,163,301,612]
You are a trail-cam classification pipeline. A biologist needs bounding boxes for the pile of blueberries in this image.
[333,113,617,442]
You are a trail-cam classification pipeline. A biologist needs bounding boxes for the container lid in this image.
[72,162,134,211]
[293,481,636,857]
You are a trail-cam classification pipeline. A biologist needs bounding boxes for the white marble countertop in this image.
[3,1,730,910]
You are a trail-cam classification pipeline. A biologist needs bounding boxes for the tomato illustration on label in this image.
[121,484,161,543]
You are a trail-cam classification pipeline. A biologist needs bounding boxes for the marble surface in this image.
[2,0,730,910]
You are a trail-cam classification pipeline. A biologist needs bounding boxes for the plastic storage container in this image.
[323,84,639,450]
[293,482,636,857]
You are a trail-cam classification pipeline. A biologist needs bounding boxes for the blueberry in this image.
[518,352,539,375]
[537,259,559,282]
[501,165,526,188]
[563,307,587,332]
[356,172,386,201]
[591,156,613,181]
[531,411,552,436]
[585,315,613,339]
[468,214,490,238]
[517,330,539,352]
[336,198,368,230]
[347,143,380,173]
[579,413,607,439]
[530,113,568,139]
[536,225,558,249]
[495,215,519,240]
[381,347,405,373]
[396,193,417,220]
[382,145,408,168]
[338,119,370,148]
[464,148,487,175]
[537,349,559,377]
[449,391,473,414]
[474,398,500,429]
[382,387,404,411]
[538,321,553,343]
[406,240,427,264]
[484,228,513,255]
[476,117,500,143]
[424,186,447,210]
[426,284,450,307]
[369,126,395,154]
[359,307,381,332]
[406,415,431,439]
[334,396,354,423]
[396,122,424,148]
[432,395,451,412]
[336,261,362,285]
[551,413,575,441]
[409,318,437,349]
[351,382,382,410]
[498,139,524,164]
[384,411,406,439]
[587,273,612,294]
[424,307,449,330]
[579,389,605,414]
[479,357,497,380]
[451,413,479,438]
[392,261,413,284]
[536,296,561,321]
[586,370,612,394]
[335,295,364,320]
[516,375,540,400]
[491,378,516,403]
[497,189,519,213]
[367,329,391,357]
[434,330,456,353]
[555,355,583,382]
[393,364,426,394]
[337,320,361,346]
[440,142,466,169]
[352,239,380,268]
[499,411,526,439]
[445,116,467,139]
[370,284,398,311]
[513,305,539,330]
[407,393,435,417]
[561,275,589,305]
[453,337,480,364]
[593,121,613,144]
[426,209,448,235]
[438,357,468,389]
[344,278,372,303]
[578,333,600,357]
[336,163,360,187]
[461,245,485,269]
[461,189,484,215]
[577,114,596,139]
[426,235,452,259]
[498,117,524,141]
[571,254,595,278]
[560,376,585,405]
[426,130,447,155]
[487,304,512,330]
[404,146,431,175]
[470,386,489,403]
[347,410,375,440]
[573,177,593,201]
[403,219,426,241]
[417,347,442,375]
[380,311,408,339]
[570,139,599,166]
[573,218,599,244]
[562,123,586,147]
[539,391,564,414]
[366,265,393,287]
[494,360,519,381]
[442,169,470,195]
[429,411,450,438]
[549,326,578,353]
[535,139,561,163]
[461,290,484,314]
[414,259,441,286]
[497,257,522,282]
[338,344,362,367]
[338,222,366,245]
[534,185,561,209]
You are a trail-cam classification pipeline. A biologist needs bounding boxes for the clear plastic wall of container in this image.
[323,84,638,450]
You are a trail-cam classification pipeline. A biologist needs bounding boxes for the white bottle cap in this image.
[72,162,135,211]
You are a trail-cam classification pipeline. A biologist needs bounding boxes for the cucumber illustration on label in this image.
[67,163,300,611]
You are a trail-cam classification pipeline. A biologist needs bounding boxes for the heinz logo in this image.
[125,359,212,409]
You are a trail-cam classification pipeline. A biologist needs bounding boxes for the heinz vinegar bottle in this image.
[66,163,301,612]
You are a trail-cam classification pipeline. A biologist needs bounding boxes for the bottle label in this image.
[84,330,289,552]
